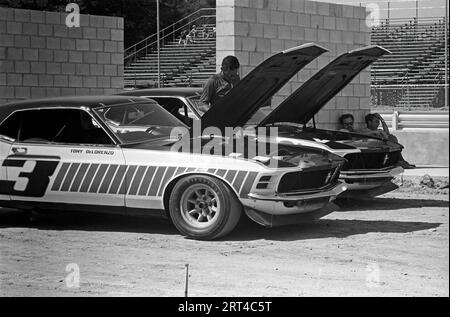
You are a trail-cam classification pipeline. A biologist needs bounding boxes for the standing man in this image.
[198,56,240,113]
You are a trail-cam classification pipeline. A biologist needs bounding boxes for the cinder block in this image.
[249,52,264,66]
[277,0,291,11]
[69,75,83,88]
[38,24,53,36]
[111,53,123,65]
[89,88,104,95]
[256,38,271,53]
[341,85,354,97]
[242,8,257,22]
[15,87,31,99]
[111,29,123,41]
[30,37,45,48]
[342,31,354,44]
[79,15,90,28]
[23,48,38,61]
[317,2,330,16]
[0,34,13,47]
[15,61,30,73]
[111,77,123,89]
[291,27,305,41]
[324,16,336,30]
[44,87,60,97]
[235,51,249,65]
[90,64,104,75]
[29,10,44,23]
[89,40,103,52]
[69,51,82,63]
[53,50,68,63]
[318,30,330,43]
[76,39,90,51]
[75,88,89,95]
[46,38,60,50]
[30,87,45,98]
[342,5,354,18]
[53,75,68,87]
[278,25,291,40]
[104,65,117,76]
[117,17,124,30]
[76,63,90,75]
[97,76,111,88]
[82,52,97,64]
[90,15,104,28]
[270,11,284,24]
[31,62,46,74]
[83,27,97,39]
[297,13,310,27]
[54,25,68,38]
[0,47,5,59]
[103,16,117,29]
[61,88,76,96]
[305,28,317,41]
[292,0,305,13]
[22,23,38,35]
[83,76,97,88]
[13,9,31,22]
[14,35,29,48]
[330,3,343,17]
[263,24,277,39]
[61,63,76,75]
[336,18,347,30]
[46,62,61,74]
[117,66,123,77]
[330,30,342,44]
[7,47,23,60]
[7,21,22,34]
[96,28,110,40]
[61,38,75,50]
[256,9,270,23]
[7,73,22,86]
[38,74,53,87]
[0,7,14,21]
[249,23,263,37]
[0,87,15,98]
[97,52,111,64]
[305,1,317,14]
[23,74,38,86]
[234,22,248,36]
[67,27,82,39]
[242,37,257,51]
[45,11,61,24]
[285,12,297,26]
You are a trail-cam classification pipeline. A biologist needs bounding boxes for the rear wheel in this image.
[168,175,242,240]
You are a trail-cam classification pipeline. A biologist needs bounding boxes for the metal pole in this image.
[184,264,189,297]
[387,2,390,21]
[157,0,161,88]
[445,0,449,107]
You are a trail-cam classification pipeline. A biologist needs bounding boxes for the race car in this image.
[119,44,404,198]
[0,93,347,240]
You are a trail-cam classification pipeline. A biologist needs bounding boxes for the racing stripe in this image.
[138,166,156,196]
[108,165,127,194]
[119,165,137,195]
[79,164,99,192]
[69,163,89,192]
[148,166,166,196]
[186,167,196,172]
[215,169,227,177]
[89,164,109,193]
[207,168,216,174]
[128,166,147,195]
[157,166,177,197]
[60,163,81,191]
[239,172,258,198]
[224,170,237,184]
[232,171,247,193]
[51,162,70,191]
[174,167,187,176]
[98,164,118,194]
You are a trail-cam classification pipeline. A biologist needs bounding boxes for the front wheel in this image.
[168,175,242,240]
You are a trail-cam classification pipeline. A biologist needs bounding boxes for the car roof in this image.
[0,95,155,122]
[119,87,203,98]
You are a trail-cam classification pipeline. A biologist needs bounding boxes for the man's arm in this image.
[375,113,390,135]
[198,77,216,113]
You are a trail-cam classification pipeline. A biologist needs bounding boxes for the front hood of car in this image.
[259,46,390,126]
[122,135,345,169]
[200,43,328,131]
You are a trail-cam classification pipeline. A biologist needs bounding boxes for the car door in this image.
[4,107,126,211]
[0,115,17,202]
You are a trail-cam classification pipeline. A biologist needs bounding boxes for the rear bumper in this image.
[244,182,347,216]
[339,166,403,190]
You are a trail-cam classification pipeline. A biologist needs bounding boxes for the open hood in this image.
[200,43,328,131]
[259,46,391,126]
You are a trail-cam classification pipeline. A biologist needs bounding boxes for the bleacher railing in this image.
[378,110,449,131]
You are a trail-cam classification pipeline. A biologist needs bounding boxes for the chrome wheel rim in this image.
[180,184,221,229]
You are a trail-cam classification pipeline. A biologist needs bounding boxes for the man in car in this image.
[338,113,355,132]
[198,55,240,113]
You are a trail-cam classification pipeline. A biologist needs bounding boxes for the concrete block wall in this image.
[0,7,124,104]
[216,0,371,129]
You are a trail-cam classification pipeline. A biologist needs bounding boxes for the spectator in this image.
[185,24,197,45]
[178,29,188,45]
[201,24,209,38]
[358,113,416,169]
[338,113,355,132]
[198,55,240,113]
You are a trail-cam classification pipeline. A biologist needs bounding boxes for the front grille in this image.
[343,151,401,170]
[277,167,340,193]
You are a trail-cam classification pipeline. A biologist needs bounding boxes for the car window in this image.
[13,108,113,145]
[149,97,196,125]
[0,112,20,140]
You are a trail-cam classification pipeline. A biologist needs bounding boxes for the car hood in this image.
[200,43,328,131]
[259,46,390,126]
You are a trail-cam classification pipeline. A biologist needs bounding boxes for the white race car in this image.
[0,93,346,240]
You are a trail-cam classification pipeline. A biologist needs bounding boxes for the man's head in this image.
[221,56,240,83]
[339,113,354,132]
[365,113,380,130]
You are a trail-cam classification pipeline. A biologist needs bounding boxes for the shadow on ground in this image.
[335,197,449,212]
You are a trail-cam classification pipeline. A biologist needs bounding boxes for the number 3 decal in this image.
[0,157,60,197]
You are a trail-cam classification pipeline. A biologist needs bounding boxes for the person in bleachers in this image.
[198,55,240,113]
[358,113,416,169]
[178,29,188,46]
[185,25,197,45]
[338,113,355,132]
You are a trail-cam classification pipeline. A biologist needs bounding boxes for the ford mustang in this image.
[0,81,347,239]
[120,44,404,198]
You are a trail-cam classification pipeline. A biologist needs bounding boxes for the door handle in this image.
[12,147,27,155]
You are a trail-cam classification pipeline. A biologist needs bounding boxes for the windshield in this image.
[186,94,203,115]
[94,102,186,144]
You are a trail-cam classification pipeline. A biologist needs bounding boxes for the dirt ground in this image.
[0,191,448,297]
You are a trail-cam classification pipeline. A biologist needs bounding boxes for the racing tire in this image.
[168,175,242,240]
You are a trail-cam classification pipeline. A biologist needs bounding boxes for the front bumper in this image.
[244,182,347,216]
[339,166,403,190]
